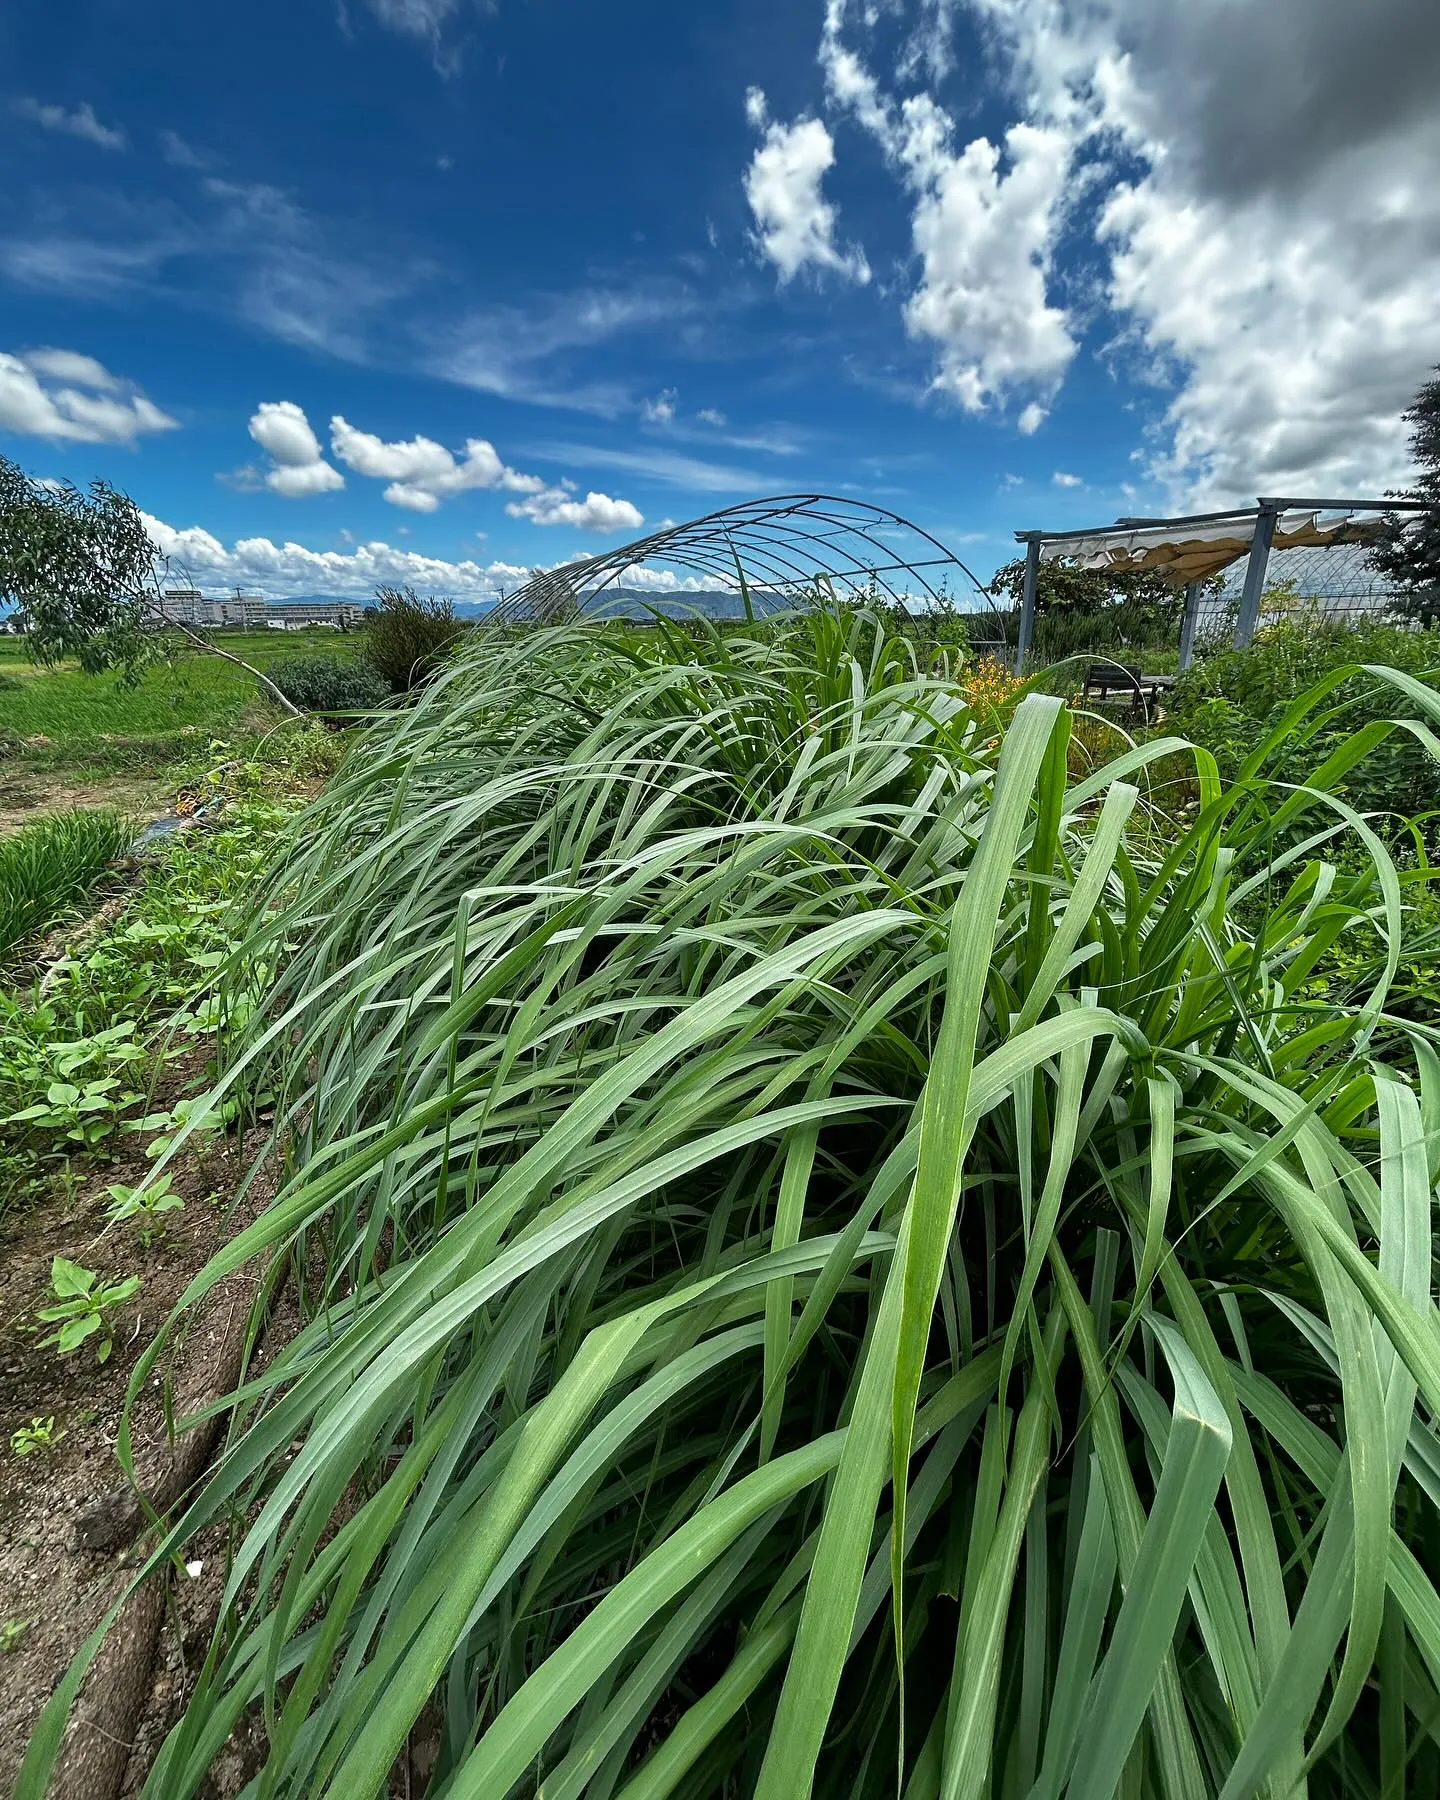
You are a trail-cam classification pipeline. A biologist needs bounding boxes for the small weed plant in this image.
[9,1416,63,1457]
[104,1173,184,1245]
[36,1256,140,1363]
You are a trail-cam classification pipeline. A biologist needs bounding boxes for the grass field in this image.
[0,629,363,823]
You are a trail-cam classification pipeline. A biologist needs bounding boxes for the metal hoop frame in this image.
[487,493,998,628]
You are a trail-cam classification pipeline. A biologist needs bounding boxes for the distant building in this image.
[157,587,208,625]
[266,600,364,629]
[155,591,359,629]
[221,592,268,627]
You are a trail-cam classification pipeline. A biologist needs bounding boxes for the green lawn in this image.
[0,629,361,821]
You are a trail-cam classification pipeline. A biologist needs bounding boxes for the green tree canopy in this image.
[0,454,299,711]
[1371,367,1440,624]
[0,455,156,674]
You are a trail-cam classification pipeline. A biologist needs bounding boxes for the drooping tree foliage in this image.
[1372,367,1440,625]
[0,454,158,675]
[0,454,299,711]
[23,603,1440,1798]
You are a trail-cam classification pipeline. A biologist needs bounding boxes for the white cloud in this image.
[642,389,678,425]
[1052,470,1081,487]
[743,87,870,285]
[800,0,1440,497]
[22,348,120,390]
[1017,401,1046,435]
[529,441,763,494]
[142,509,530,600]
[1096,160,1436,503]
[506,489,645,532]
[696,407,727,427]
[0,348,177,443]
[368,0,459,36]
[329,415,548,509]
[900,107,1076,411]
[14,98,126,151]
[238,409,647,530]
[926,0,1440,501]
[815,10,1074,416]
[247,401,345,497]
[158,128,206,169]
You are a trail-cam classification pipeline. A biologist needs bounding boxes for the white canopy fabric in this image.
[1039,509,1384,585]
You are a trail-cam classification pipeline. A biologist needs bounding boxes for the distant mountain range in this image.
[266,588,791,620]
[570,586,790,620]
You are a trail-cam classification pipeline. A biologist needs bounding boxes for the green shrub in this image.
[0,807,131,958]
[26,606,1440,1798]
[269,654,390,714]
[360,583,468,691]
[1172,617,1440,825]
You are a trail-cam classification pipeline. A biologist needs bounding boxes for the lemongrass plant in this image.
[23,602,1440,1799]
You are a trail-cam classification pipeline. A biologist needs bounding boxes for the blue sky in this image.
[2,0,1436,599]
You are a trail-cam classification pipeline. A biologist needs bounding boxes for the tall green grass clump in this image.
[25,607,1440,1797]
[0,807,130,957]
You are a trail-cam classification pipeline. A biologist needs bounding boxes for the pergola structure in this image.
[1011,497,1433,674]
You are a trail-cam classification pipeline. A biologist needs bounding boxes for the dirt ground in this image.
[0,1063,287,1796]
[0,769,166,833]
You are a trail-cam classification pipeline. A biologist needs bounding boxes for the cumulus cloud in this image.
[329,415,548,510]
[239,406,644,529]
[743,87,870,285]
[0,348,177,443]
[247,401,345,497]
[696,407,727,427]
[506,489,645,532]
[14,97,126,151]
[816,9,1075,416]
[820,0,1440,500]
[142,509,530,600]
[642,389,678,425]
[899,105,1075,411]
[1052,470,1081,487]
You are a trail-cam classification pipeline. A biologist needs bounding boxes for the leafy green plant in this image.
[0,807,132,959]
[10,1416,63,1457]
[1172,616,1440,827]
[104,1173,184,1245]
[0,798,287,1163]
[4,1073,139,1148]
[129,1093,234,1163]
[0,1619,31,1653]
[22,603,1440,1798]
[270,654,391,716]
[35,1256,140,1362]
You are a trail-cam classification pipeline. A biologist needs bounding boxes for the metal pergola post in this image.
[1178,581,1202,671]
[1015,534,1041,675]
[1234,503,1279,647]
